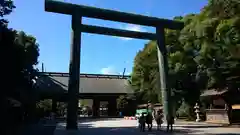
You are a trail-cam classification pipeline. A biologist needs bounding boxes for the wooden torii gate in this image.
[44,0,184,130]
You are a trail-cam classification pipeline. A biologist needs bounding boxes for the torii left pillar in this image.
[66,13,82,130]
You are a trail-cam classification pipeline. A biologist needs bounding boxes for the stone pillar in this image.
[92,99,100,117]
[156,26,172,124]
[66,13,82,130]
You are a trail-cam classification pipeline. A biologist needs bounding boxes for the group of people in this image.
[138,109,164,132]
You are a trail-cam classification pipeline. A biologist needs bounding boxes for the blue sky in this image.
[6,0,207,75]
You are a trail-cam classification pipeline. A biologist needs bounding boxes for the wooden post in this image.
[156,26,172,128]
[66,13,82,130]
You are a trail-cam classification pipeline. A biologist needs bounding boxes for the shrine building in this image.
[35,72,133,117]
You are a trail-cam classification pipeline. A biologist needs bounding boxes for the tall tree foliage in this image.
[0,0,15,25]
[0,0,40,125]
[1,26,40,103]
[131,41,159,104]
[131,0,240,117]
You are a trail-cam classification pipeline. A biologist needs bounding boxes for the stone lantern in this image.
[194,103,201,122]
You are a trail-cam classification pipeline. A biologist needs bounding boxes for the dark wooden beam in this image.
[66,13,81,130]
[45,0,184,30]
[80,24,156,40]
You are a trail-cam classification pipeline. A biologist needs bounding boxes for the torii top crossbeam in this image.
[45,0,184,30]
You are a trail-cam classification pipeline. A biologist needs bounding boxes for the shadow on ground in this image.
[57,117,123,123]
[17,120,56,135]
[179,125,224,128]
[205,133,240,135]
[74,126,201,135]
[57,122,94,129]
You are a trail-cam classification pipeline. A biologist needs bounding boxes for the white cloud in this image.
[125,72,131,75]
[119,24,147,41]
[100,66,119,75]
[100,66,131,75]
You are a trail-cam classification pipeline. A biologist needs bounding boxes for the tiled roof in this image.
[39,72,130,79]
[36,72,133,94]
[200,89,228,97]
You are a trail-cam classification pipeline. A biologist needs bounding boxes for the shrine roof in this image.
[39,72,130,79]
[36,72,133,94]
[200,89,228,97]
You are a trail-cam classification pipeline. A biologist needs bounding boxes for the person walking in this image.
[166,115,175,132]
[146,112,153,131]
[155,110,163,130]
[138,113,146,132]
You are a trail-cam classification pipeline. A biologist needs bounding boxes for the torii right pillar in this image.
[156,26,173,131]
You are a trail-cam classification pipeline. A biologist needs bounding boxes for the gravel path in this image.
[54,118,240,135]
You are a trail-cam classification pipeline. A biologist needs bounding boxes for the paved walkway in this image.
[54,118,240,135]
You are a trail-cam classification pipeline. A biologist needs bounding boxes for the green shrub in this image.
[176,101,196,120]
[176,101,190,118]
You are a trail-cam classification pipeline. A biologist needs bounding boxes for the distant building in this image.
[35,72,133,117]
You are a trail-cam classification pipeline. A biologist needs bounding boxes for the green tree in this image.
[131,0,240,119]
[1,29,40,103]
[131,41,160,104]
[117,95,128,111]
[1,0,40,124]
[0,0,15,25]
[37,99,52,113]
[56,102,67,116]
